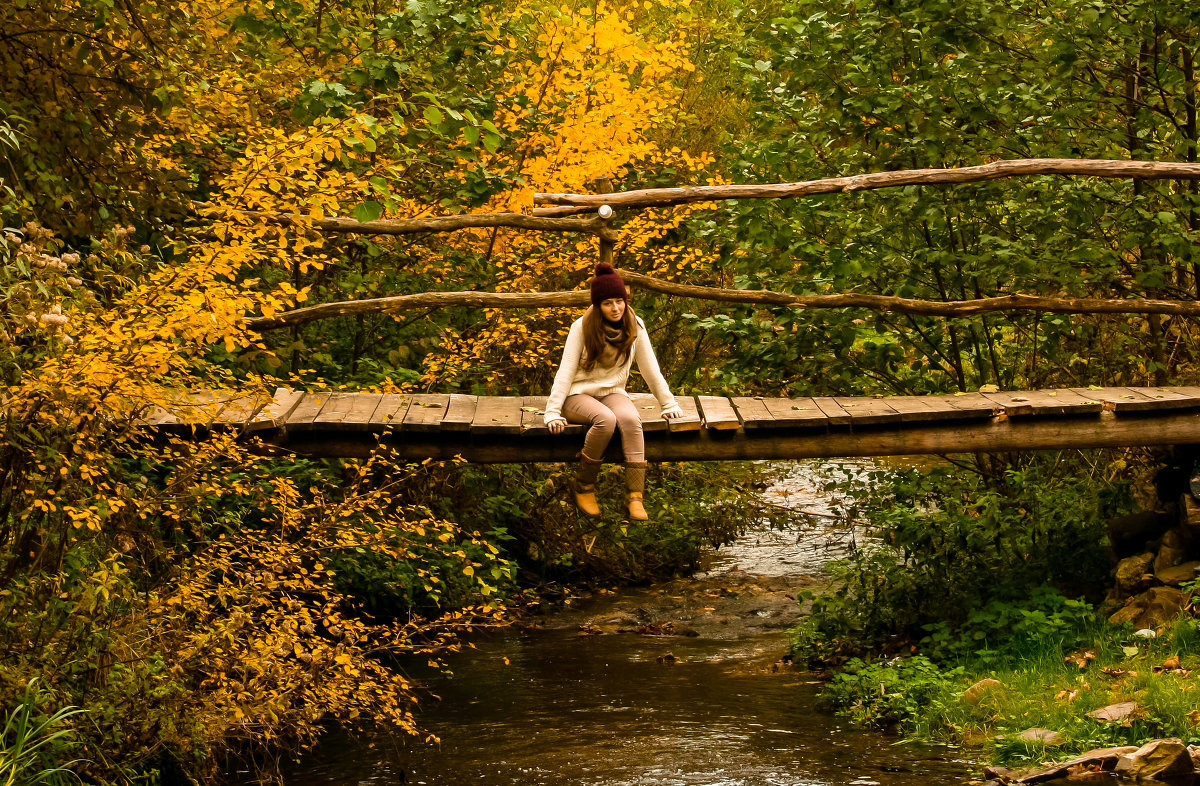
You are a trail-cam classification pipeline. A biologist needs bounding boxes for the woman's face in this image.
[599,297,626,323]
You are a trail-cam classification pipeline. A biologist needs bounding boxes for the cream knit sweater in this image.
[544,312,682,425]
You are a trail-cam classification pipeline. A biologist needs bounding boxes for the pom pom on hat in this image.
[590,262,627,305]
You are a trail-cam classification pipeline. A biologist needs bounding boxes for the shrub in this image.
[820,656,963,730]
[791,458,1124,663]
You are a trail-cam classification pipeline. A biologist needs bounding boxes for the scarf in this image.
[596,321,627,369]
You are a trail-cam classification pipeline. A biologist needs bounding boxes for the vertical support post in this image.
[593,175,615,266]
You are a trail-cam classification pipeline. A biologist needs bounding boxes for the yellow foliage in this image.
[420,0,717,392]
[0,225,509,780]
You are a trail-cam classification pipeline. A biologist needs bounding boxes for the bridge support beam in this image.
[256,410,1200,463]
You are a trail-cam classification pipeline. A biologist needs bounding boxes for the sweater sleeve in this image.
[632,319,680,414]
[544,319,584,424]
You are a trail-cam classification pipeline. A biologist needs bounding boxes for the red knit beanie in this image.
[590,262,627,305]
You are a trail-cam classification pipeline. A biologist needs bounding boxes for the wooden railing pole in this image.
[594,176,615,266]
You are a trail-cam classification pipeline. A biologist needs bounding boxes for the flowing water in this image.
[284,461,978,786]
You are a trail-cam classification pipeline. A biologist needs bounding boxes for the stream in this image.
[284,461,978,786]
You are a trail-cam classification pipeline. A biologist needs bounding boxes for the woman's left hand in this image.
[661,405,684,420]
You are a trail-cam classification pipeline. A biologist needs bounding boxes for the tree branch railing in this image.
[204,159,1200,229]
[243,268,1200,332]
[194,204,618,240]
[211,158,1200,332]
[532,158,1200,214]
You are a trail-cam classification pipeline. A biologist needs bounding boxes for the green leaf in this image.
[351,201,384,222]
[423,106,444,125]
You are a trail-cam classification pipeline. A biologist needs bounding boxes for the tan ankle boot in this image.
[625,462,648,520]
[626,493,648,520]
[573,454,603,517]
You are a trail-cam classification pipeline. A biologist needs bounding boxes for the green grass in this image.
[0,679,86,786]
[819,615,1200,767]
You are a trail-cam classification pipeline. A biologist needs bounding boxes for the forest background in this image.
[2,0,1199,781]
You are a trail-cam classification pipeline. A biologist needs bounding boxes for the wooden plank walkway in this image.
[141,387,1200,462]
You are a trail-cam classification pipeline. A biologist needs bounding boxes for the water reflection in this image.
[701,459,879,577]
[288,630,971,786]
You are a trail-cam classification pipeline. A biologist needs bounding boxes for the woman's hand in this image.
[547,418,568,434]
[661,405,684,420]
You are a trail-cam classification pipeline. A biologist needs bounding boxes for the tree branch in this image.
[194,204,618,239]
[532,158,1200,211]
[243,269,1200,332]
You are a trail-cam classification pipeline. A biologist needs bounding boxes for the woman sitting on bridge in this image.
[544,262,684,520]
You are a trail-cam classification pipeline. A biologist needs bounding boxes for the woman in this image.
[544,262,683,520]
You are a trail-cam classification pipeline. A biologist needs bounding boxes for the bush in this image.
[921,587,1098,666]
[791,457,1125,664]
[0,225,515,782]
[820,656,963,730]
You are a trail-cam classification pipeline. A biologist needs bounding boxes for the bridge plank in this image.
[1068,387,1191,412]
[517,395,583,437]
[285,392,333,429]
[1151,386,1200,408]
[212,394,275,431]
[881,395,984,422]
[338,393,387,430]
[314,392,382,431]
[729,397,774,429]
[245,388,306,432]
[669,396,702,433]
[983,389,1103,417]
[760,397,829,429]
[1044,388,1107,414]
[812,397,852,426]
[631,393,668,432]
[442,394,478,432]
[403,394,449,433]
[942,393,1002,416]
[834,397,903,425]
[369,393,412,429]
[144,390,233,430]
[471,396,523,435]
[697,396,740,430]
[520,396,548,435]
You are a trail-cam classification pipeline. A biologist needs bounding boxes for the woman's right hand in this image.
[547,418,567,434]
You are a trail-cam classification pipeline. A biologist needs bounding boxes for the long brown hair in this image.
[580,300,638,371]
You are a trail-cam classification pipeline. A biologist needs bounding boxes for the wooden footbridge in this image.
[148,386,1200,462]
